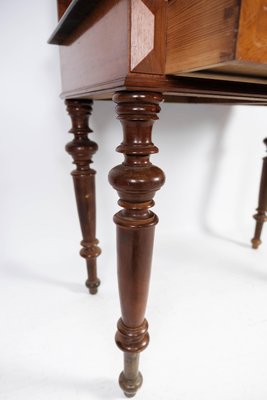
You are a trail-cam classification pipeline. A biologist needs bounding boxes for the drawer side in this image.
[166,0,240,74]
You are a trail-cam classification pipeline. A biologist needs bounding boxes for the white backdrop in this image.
[1,1,267,400]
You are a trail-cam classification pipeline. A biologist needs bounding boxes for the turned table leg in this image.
[65,100,101,294]
[109,92,165,397]
[252,138,267,249]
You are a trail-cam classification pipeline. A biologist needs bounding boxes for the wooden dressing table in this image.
[49,0,267,396]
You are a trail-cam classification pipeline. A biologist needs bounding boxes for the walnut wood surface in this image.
[59,0,129,95]
[251,138,267,249]
[65,100,101,294]
[109,91,165,397]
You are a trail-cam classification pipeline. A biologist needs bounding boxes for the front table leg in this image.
[109,92,165,397]
[65,100,101,294]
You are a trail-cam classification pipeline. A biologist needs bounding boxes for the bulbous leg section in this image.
[109,91,164,396]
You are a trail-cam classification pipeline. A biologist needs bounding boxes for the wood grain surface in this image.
[166,0,240,74]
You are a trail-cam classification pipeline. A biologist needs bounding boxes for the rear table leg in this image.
[65,99,101,294]
[252,138,267,249]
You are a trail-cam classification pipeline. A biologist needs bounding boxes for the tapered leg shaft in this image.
[65,100,101,293]
[252,138,267,249]
[109,92,165,396]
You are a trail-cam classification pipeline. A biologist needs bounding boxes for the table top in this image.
[49,0,99,45]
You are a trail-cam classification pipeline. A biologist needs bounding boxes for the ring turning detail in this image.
[109,91,165,396]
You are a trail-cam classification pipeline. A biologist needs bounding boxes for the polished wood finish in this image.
[57,0,72,20]
[65,99,101,294]
[49,0,99,44]
[59,0,129,95]
[49,0,267,396]
[109,92,165,397]
[252,138,267,249]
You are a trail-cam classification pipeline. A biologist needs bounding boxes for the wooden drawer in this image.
[166,0,267,82]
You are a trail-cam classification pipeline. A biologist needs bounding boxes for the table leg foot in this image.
[119,354,143,398]
[251,236,262,250]
[85,279,100,295]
